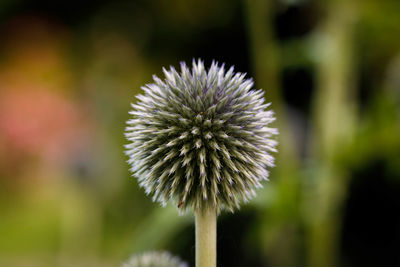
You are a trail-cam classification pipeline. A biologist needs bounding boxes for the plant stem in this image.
[195,207,216,267]
[244,1,301,265]
[307,1,358,266]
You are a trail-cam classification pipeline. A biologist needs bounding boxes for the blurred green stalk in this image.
[244,0,300,200]
[244,0,301,266]
[307,1,358,267]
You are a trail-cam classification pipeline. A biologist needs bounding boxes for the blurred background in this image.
[0,0,399,266]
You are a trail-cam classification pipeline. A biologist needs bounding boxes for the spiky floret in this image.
[125,59,277,213]
[121,251,188,267]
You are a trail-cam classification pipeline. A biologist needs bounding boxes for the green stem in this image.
[195,207,216,267]
[307,1,358,266]
[244,1,301,265]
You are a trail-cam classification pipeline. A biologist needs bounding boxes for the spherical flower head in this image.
[121,251,188,267]
[125,59,278,213]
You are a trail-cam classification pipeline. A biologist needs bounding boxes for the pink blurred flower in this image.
[0,16,94,178]
[0,88,90,164]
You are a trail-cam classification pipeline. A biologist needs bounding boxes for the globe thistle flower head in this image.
[121,251,188,267]
[125,59,278,213]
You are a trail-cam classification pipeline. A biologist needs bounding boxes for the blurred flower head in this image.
[121,251,187,267]
[0,17,94,178]
[125,60,277,212]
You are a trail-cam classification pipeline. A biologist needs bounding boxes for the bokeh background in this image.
[0,0,399,266]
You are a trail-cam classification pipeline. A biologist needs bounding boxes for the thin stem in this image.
[195,207,216,267]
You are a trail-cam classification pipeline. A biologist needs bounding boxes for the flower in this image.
[121,251,188,267]
[125,59,277,212]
